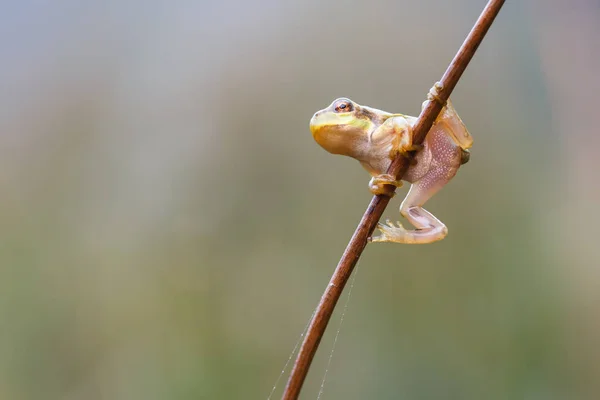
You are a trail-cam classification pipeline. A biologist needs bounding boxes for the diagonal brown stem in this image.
[282,1,505,398]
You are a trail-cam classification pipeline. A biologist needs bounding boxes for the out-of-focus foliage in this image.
[1,0,599,399]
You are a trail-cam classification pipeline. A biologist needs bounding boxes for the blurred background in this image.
[1,0,599,399]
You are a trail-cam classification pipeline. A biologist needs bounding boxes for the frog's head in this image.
[310,98,389,157]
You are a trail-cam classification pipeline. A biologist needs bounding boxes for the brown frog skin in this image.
[309,86,473,244]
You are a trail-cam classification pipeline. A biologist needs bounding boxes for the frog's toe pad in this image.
[369,220,408,243]
[427,82,445,106]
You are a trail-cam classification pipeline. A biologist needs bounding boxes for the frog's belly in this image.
[403,126,462,184]
[403,149,431,183]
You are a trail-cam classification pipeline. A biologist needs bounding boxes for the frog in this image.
[309,84,473,244]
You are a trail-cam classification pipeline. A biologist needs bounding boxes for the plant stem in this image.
[281,1,505,398]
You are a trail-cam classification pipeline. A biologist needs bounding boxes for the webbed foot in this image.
[369,219,409,243]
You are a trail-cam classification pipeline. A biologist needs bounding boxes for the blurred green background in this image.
[1,0,599,399]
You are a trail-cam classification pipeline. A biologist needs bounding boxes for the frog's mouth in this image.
[309,113,342,143]
[310,123,343,150]
[310,124,369,160]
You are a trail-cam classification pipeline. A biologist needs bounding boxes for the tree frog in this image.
[309,86,472,244]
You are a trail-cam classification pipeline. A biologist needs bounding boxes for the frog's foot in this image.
[422,82,446,110]
[369,174,403,196]
[369,218,447,244]
[427,81,445,106]
[390,141,424,160]
[369,219,409,243]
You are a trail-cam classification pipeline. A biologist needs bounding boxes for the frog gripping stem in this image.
[427,81,446,106]
[368,174,403,197]
[282,1,505,398]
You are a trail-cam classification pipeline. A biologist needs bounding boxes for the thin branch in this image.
[281,1,505,399]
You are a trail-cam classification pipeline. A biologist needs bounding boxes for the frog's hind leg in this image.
[370,166,458,244]
[425,96,473,151]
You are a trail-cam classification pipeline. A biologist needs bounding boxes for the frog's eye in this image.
[334,99,353,113]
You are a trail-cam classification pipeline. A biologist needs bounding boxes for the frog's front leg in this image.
[370,165,458,244]
[367,116,422,197]
[386,116,423,159]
